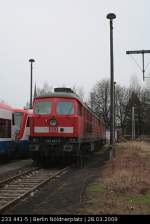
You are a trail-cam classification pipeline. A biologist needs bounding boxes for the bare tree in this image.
[89,76,150,137]
[89,79,131,132]
[72,85,85,101]
[115,85,130,134]
[37,83,53,96]
[89,79,110,128]
[129,74,142,96]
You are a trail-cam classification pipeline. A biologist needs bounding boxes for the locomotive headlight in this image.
[50,118,57,126]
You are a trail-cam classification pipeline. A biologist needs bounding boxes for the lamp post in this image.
[29,58,35,109]
[106,13,116,146]
[114,81,116,143]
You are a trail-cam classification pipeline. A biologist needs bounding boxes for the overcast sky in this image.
[0,0,150,107]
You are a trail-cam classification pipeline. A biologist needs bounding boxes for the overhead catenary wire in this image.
[145,57,150,71]
[129,54,143,72]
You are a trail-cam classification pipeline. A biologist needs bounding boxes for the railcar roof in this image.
[0,103,13,111]
[14,108,27,113]
[14,108,33,114]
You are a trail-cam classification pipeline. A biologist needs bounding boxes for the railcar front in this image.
[13,108,32,157]
[0,103,15,159]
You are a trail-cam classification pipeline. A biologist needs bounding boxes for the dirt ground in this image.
[4,148,111,215]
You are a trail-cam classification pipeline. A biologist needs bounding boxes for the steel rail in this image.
[0,166,70,214]
[0,167,39,188]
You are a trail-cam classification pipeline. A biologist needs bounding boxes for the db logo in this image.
[50,119,57,126]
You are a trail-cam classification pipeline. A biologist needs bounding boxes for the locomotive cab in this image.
[29,90,82,162]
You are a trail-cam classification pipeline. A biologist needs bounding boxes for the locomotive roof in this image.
[34,92,102,121]
[34,92,83,103]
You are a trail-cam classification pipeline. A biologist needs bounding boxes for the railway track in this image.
[0,167,39,187]
[0,159,34,181]
[0,166,69,214]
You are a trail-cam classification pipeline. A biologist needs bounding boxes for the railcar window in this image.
[26,117,30,127]
[14,112,23,133]
[12,114,15,125]
[0,119,11,138]
[34,101,52,115]
[57,102,74,115]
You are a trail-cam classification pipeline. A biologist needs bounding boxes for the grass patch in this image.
[95,144,110,155]
[79,141,150,214]
[131,192,150,205]
[87,182,106,194]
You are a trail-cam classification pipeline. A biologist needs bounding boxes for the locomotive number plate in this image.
[49,127,58,132]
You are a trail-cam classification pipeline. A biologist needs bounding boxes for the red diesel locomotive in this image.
[29,88,106,163]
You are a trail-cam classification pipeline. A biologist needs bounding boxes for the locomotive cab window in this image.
[57,102,74,115]
[34,101,52,115]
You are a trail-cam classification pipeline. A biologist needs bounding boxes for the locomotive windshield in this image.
[56,102,74,115]
[14,112,23,133]
[34,101,52,115]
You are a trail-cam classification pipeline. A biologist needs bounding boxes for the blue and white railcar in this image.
[13,108,32,157]
[0,103,15,158]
